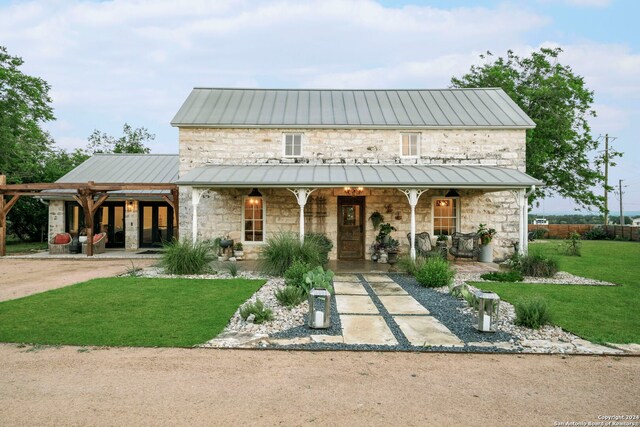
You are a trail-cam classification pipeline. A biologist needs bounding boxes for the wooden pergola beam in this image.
[0,176,23,257]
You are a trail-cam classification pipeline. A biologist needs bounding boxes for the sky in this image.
[1,0,638,215]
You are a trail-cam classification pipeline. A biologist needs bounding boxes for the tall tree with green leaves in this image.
[451,47,612,210]
[87,123,154,154]
[0,45,55,182]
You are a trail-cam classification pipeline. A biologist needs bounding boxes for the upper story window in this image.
[283,133,303,157]
[401,133,420,157]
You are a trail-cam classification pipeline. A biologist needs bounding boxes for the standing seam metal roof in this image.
[171,88,536,128]
[177,164,542,188]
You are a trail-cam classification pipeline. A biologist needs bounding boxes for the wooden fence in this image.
[528,224,640,241]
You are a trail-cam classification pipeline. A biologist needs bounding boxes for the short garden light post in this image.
[475,290,500,332]
[308,288,331,329]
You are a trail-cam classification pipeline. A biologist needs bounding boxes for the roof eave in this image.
[171,123,536,130]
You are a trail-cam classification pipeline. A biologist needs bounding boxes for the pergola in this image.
[0,174,178,257]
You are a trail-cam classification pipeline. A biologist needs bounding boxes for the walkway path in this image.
[316,274,464,347]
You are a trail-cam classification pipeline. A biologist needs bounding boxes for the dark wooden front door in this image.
[337,196,365,260]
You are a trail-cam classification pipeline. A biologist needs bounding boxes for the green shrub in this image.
[480,271,524,282]
[274,286,306,308]
[160,239,213,275]
[583,226,608,240]
[226,262,239,277]
[531,228,548,239]
[304,233,333,265]
[303,266,335,294]
[518,253,559,277]
[259,232,325,276]
[397,255,426,276]
[564,231,582,256]
[514,298,552,329]
[415,257,455,288]
[239,299,273,324]
[284,259,312,289]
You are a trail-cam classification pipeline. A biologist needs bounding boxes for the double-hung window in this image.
[401,133,420,158]
[284,133,303,157]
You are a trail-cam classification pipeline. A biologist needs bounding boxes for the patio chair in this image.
[49,232,72,254]
[406,232,438,257]
[449,232,479,260]
[82,232,107,254]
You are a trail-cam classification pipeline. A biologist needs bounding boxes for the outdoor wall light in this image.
[343,186,364,196]
[247,188,262,205]
[445,189,460,198]
[126,200,135,212]
[436,199,450,207]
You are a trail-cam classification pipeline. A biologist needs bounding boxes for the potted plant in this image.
[386,237,400,264]
[233,242,244,259]
[477,223,497,263]
[375,223,397,264]
[369,211,384,230]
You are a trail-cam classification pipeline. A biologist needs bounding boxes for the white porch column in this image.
[191,188,206,244]
[400,189,427,260]
[511,188,528,255]
[287,188,316,243]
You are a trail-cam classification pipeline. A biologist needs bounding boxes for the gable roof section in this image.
[177,164,542,189]
[57,154,178,184]
[171,88,535,129]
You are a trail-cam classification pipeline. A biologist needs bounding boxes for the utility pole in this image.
[619,179,624,226]
[604,134,609,225]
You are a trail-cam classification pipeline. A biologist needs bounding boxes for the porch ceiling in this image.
[177,164,542,189]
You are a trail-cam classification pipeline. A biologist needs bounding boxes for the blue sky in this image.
[1,0,638,214]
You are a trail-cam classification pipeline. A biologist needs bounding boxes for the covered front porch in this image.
[179,164,541,262]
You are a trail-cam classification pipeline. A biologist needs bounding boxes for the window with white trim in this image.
[433,198,459,236]
[401,133,420,157]
[284,133,303,157]
[243,196,265,242]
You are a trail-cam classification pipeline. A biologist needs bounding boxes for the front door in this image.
[337,196,365,260]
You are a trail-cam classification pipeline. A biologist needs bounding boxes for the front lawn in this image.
[0,277,265,347]
[475,241,640,344]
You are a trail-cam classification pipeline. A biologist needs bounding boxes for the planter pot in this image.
[378,251,388,264]
[478,244,493,263]
[387,251,399,264]
[234,251,244,258]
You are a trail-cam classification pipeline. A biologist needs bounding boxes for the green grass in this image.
[0,277,265,347]
[6,241,47,254]
[475,241,640,344]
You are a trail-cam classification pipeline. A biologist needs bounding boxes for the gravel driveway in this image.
[0,344,638,426]
[0,258,156,301]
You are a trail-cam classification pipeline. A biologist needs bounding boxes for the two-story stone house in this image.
[172,88,541,261]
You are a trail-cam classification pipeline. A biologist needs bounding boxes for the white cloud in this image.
[562,0,611,7]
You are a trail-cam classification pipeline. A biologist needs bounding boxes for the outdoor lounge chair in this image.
[48,232,72,254]
[81,232,107,254]
[449,232,479,260]
[406,232,438,257]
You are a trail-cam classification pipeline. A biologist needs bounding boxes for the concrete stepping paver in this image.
[333,274,360,282]
[362,274,394,283]
[369,281,408,296]
[378,295,430,315]
[333,281,369,295]
[341,315,398,345]
[393,316,464,347]
[335,295,379,314]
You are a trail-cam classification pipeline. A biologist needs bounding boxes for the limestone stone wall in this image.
[179,128,526,173]
[125,201,139,251]
[48,200,65,240]
[178,127,527,261]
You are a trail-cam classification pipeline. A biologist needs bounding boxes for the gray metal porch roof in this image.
[171,88,536,129]
[177,164,542,189]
